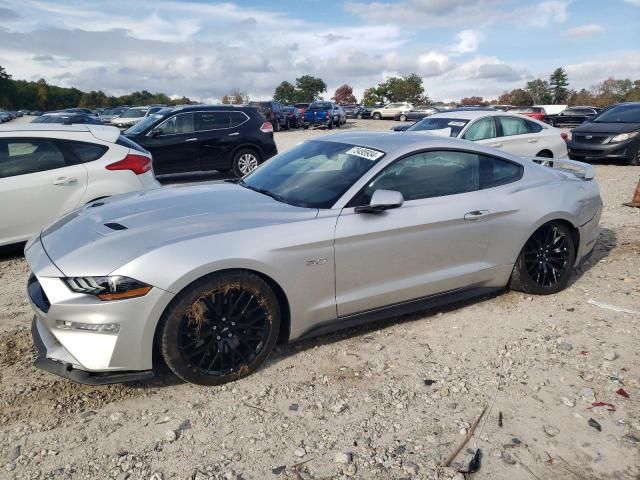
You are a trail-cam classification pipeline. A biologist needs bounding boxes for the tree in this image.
[592,78,634,107]
[459,96,484,106]
[375,73,424,103]
[567,88,596,107]
[273,81,298,104]
[498,88,533,106]
[332,84,357,104]
[35,78,49,110]
[525,79,552,104]
[361,87,381,106]
[295,75,327,102]
[0,65,15,109]
[549,67,569,103]
[222,88,248,104]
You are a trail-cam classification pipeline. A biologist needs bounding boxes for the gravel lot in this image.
[1,117,639,480]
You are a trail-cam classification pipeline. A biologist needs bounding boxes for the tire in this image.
[630,150,640,166]
[536,150,553,158]
[356,113,362,119]
[158,271,281,386]
[273,120,280,132]
[327,120,333,130]
[336,118,341,128]
[400,114,407,122]
[509,222,575,295]
[284,119,290,130]
[373,112,381,120]
[232,148,260,177]
[303,124,309,130]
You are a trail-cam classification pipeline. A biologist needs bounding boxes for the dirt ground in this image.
[0,117,639,480]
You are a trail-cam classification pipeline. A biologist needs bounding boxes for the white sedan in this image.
[0,124,160,247]
[404,110,568,158]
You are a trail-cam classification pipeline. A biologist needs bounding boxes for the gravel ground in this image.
[0,117,639,480]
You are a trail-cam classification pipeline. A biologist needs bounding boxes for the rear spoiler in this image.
[529,157,595,180]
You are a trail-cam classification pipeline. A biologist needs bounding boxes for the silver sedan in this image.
[26,132,602,385]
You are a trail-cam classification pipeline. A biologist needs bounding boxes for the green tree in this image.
[361,87,381,106]
[525,79,552,104]
[273,81,298,104]
[549,67,569,103]
[332,84,357,104]
[295,75,327,102]
[498,88,533,106]
[567,88,596,107]
[0,65,15,109]
[35,78,49,110]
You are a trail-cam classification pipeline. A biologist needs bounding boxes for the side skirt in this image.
[297,286,502,341]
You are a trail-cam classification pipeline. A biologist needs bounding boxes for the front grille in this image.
[28,274,50,313]
[573,134,608,145]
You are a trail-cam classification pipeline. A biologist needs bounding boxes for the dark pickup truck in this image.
[303,101,339,129]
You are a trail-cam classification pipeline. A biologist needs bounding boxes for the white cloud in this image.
[450,29,484,54]
[624,0,640,5]
[527,1,570,27]
[564,24,604,38]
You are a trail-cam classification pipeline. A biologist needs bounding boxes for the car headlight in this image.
[610,131,639,143]
[64,276,152,300]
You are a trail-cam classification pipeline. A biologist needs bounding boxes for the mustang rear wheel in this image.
[510,222,575,295]
[159,271,280,385]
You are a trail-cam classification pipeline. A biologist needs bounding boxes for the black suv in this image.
[343,104,371,119]
[123,105,278,176]
[547,106,600,127]
[567,102,640,166]
[247,101,288,131]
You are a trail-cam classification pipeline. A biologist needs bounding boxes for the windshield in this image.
[407,117,469,137]
[121,108,148,118]
[309,102,332,110]
[124,114,165,135]
[240,140,385,209]
[593,104,640,123]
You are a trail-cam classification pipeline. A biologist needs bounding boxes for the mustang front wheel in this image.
[510,222,575,295]
[159,271,281,385]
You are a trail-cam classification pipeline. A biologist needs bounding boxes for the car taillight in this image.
[560,132,569,143]
[106,153,152,175]
[260,122,274,133]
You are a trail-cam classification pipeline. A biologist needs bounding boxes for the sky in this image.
[0,0,639,103]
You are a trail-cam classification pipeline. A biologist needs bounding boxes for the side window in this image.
[479,155,523,189]
[62,141,108,163]
[498,116,530,136]
[0,139,67,179]
[229,112,249,127]
[360,150,480,203]
[158,113,194,135]
[462,117,497,141]
[525,120,543,133]
[195,112,232,130]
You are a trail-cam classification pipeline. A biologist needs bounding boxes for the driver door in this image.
[334,150,492,316]
[144,112,199,175]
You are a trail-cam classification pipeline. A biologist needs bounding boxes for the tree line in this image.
[0,65,193,111]
[497,67,640,107]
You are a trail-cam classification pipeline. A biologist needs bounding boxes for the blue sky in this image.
[0,0,638,102]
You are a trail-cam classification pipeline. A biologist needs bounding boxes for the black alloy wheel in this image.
[510,222,575,294]
[159,271,280,385]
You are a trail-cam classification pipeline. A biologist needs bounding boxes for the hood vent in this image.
[104,222,128,231]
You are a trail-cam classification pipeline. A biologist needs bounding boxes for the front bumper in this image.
[567,138,638,161]
[25,237,175,383]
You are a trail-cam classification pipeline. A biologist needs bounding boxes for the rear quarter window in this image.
[61,140,108,162]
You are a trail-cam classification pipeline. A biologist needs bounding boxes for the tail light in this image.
[106,153,152,175]
[560,132,569,143]
[260,122,274,133]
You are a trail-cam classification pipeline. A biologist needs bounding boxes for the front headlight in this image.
[610,131,639,143]
[64,276,152,301]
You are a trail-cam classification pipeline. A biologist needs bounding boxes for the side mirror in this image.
[355,189,404,214]
[149,128,162,137]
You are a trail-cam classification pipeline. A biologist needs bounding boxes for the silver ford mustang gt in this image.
[25,132,602,386]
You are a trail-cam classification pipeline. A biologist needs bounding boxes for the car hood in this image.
[572,122,640,134]
[40,183,318,276]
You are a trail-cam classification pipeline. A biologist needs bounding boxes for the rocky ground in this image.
[0,118,639,479]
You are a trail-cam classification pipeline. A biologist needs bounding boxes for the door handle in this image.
[489,142,503,148]
[464,210,489,221]
[228,132,239,136]
[527,138,538,143]
[184,137,198,142]
[53,176,78,185]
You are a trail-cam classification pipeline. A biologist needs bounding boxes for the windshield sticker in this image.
[346,146,385,161]
[448,121,466,127]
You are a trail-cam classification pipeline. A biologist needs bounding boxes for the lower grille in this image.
[28,274,50,313]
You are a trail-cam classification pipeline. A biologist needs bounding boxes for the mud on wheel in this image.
[509,221,576,295]
[158,271,281,385]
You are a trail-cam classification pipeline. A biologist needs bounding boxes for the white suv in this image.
[371,102,413,120]
[0,124,160,246]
